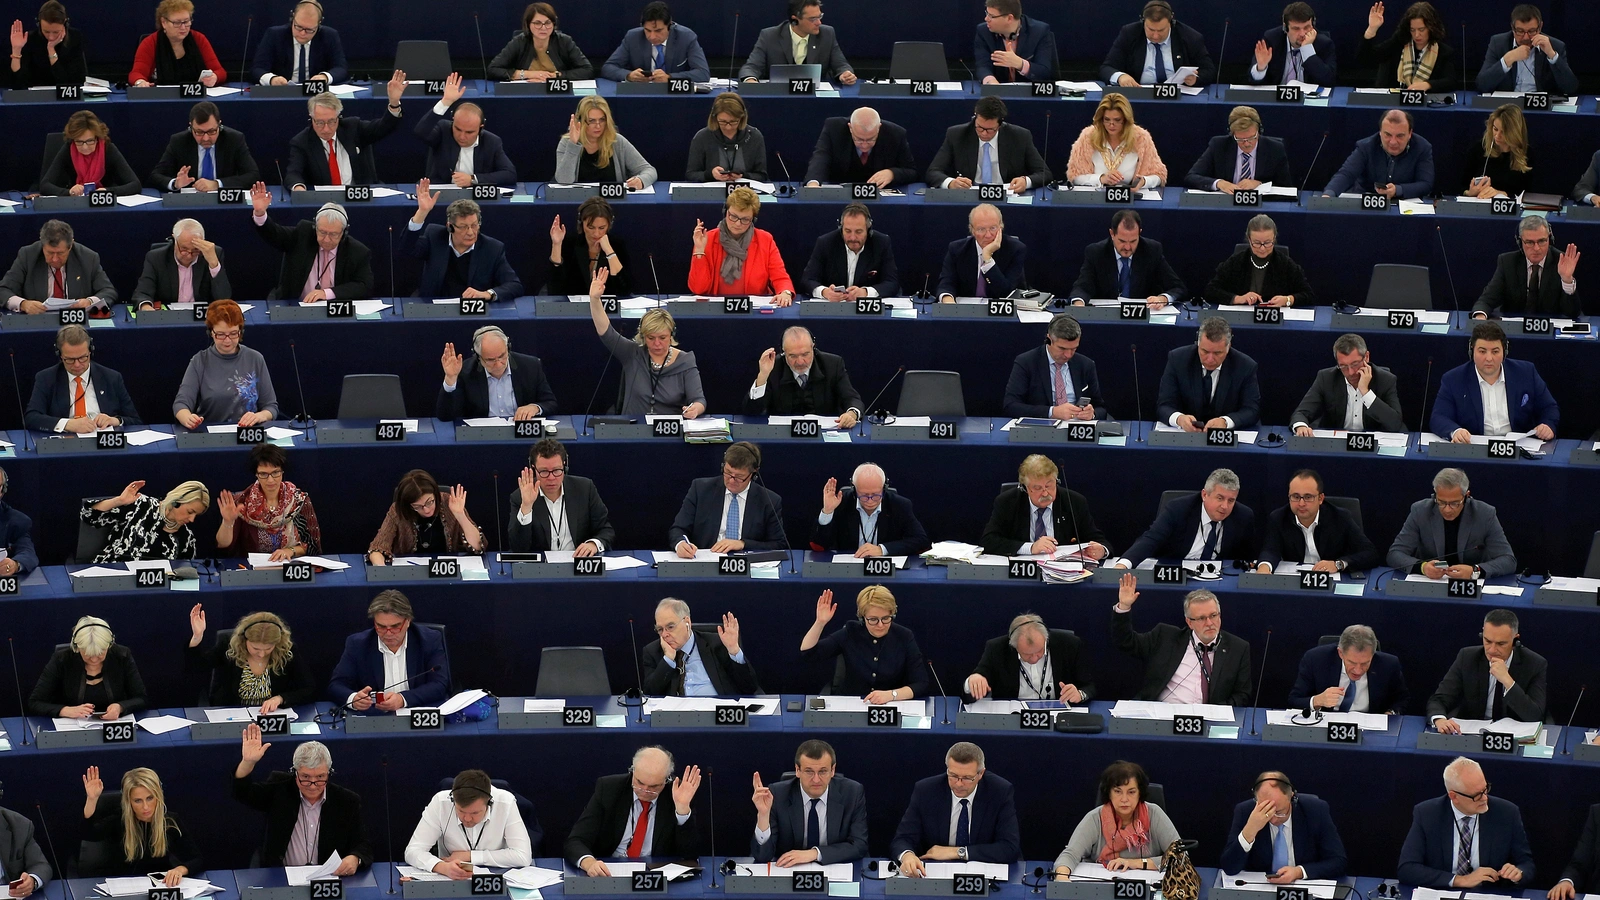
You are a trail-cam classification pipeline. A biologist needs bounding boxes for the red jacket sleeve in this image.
[688,228,723,294]
[129,34,156,84]
[756,230,794,296]
[193,31,227,83]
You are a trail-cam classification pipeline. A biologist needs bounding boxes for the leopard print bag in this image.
[1158,839,1201,900]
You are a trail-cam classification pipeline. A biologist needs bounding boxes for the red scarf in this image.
[1097,802,1152,864]
[71,141,106,187]
[238,480,313,551]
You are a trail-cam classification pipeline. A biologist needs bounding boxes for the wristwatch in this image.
[1336,559,1348,572]
[957,848,968,862]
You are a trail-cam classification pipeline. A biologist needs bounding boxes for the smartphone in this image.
[1560,322,1592,335]
[373,691,387,705]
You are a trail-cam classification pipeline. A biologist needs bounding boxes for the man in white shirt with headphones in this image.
[405,769,533,878]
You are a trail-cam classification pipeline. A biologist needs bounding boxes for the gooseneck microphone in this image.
[8,637,35,745]
[774,152,797,198]
[1300,131,1329,194]
[473,13,490,82]
[705,767,720,888]
[1055,461,1087,555]
[289,339,314,427]
[492,470,505,575]
[627,617,646,723]
[1247,628,1271,735]
[577,351,616,437]
[1129,344,1144,443]
[1413,356,1433,452]
[7,350,33,451]
[382,756,397,893]
[236,15,253,92]
[726,11,741,84]
[1435,225,1462,318]
[751,469,796,573]
[35,801,74,900]
[1559,685,1585,755]
[856,365,906,436]
[925,659,951,725]
[388,226,397,310]
[1215,18,1230,85]
[649,252,664,300]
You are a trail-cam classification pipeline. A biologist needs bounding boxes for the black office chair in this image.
[1581,531,1600,578]
[887,42,951,81]
[37,131,64,192]
[1094,781,1167,810]
[337,374,406,418]
[416,622,455,694]
[1155,490,1192,517]
[432,777,541,854]
[1364,264,1431,309]
[74,791,122,878]
[199,627,235,704]
[1324,496,1363,532]
[897,370,965,417]
[535,646,610,696]
[395,41,452,81]
[71,496,112,564]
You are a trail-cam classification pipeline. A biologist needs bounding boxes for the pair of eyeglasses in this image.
[1249,239,1275,249]
[211,329,241,340]
[255,470,285,482]
[863,615,895,626]
[946,772,979,784]
[725,212,754,226]
[1288,493,1321,503]
[73,138,99,147]
[855,492,884,502]
[535,468,564,478]
[1185,612,1221,623]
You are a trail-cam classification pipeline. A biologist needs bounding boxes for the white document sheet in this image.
[1447,718,1540,739]
[122,430,177,446]
[1069,863,1161,883]
[203,708,299,723]
[285,851,343,885]
[1111,700,1234,721]
[524,699,566,712]
[504,867,564,890]
[439,689,489,715]
[813,696,927,716]
[1226,873,1337,897]
[52,714,134,730]
[829,554,908,569]
[395,865,449,881]
[1264,709,1387,730]
[136,715,196,734]
[922,863,1010,880]
[116,194,163,208]
[652,549,723,563]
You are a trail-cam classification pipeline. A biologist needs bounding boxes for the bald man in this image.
[745,326,862,428]
[565,747,703,875]
[803,109,917,188]
[811,464,930,558]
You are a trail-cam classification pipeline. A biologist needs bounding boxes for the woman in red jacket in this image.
[688,186,795,306]
[129,0,226,87]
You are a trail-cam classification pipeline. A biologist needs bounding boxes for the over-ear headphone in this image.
[71,619,111,645]
[1142,0,1174,22]
[1251,772,1296,796]
[291,0,324,23]
[1007,613,1044,639]
[788,0,809,23]
[471,324,510,356]
[1481,631,1523,648]
[837,203,872,238]
[317,202,348,227]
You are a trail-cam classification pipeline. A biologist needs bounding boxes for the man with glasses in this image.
[739,0,855,85]
[25,324,139,432]
[251,0,349,86]
[150,101,261,193]
[566,747,703,875]
[1398,756,1533,888]
[250,183,374,303]
[1184,106,1293,193]
[130,218,229,312]
[7,0,88,88]
[328,591,452,713]
[977,0,1058,84]
[1475,5,1576,95]
[937,203,1026,303]
[746,326,862,427]
[1290,333,1405,436]
[1387,467,1517,579]
[813,462,930,559]
[602,2,711,83]
[284,72,406,190]
[406,769,534,878]
[415,73,517,188]
[1472,216,1580,319]
[407,184,523,302]
[1287,623,1408,715]
[980,454,1108,559]
[670,441,786,557]
[234,724,370,873]
[966,613,1094,702]
[1430,320,1558,442]
[803,107,917,188]
[437,326,557,422]
[641,597,759,696]
[1111,573,1255,707]
[507,437,613,555]
[1427,609,1547,734]
[890,742,1019,877]
[0,219,113,315]
[1066,210,1185,309]
[1254,469,1378,575]
[1220,771,1346,883]
[753,739,868,865]
[926,96,1051,194]
[1119,468,1255,567]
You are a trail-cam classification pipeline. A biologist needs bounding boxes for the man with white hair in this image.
[936,203,1027,302]
[965,612,1094,702]
[283,71,406,190]
[811,462,930,558]
[1398,756,1532,888]
[249,181,374,302]
[641,598,759,696]
[746,326,862,428]
[803,107,917,188]
[1119,467,1256,565]
[565,746,703,874]
[234,723,371,873]
[437,326,557,421]
[130,218,230,311]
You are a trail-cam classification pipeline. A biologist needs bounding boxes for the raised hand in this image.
[691,219,707,254]
[441,71,465,106]
[9,20,26,53]
[549,215,566,247]
[174,165,195,189]
[415,178,439,216]
[814,589,836,624]
[717,612,741,652]
[441,342,464,382]
[387,69,407,105]
[820,477,843,514]
[1254,39,1272,70]
[188,603,207,642]
[567,114,583,145]
[115,480,145,506]
[1117,571,1140,608]
[1557,243,1580,282]
[250,180,271,215]
[671,764,701,812]
[240,722,271,763]
[217,489,239,523]
[1366,2,1385,35]
[588,266,609,301]
[83,765,103,802]
[751,772,773,816]
[757,347,778,380]
[446,484,469,520]
[518,467,537,512]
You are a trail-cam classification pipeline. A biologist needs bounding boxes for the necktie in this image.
[200,147,215,182]
[955,799,970,847]
[626,800,651,858]
[1455,816,1474,876]
[796,372,808,390]
[1491,681,1505,720]
[1241,152,1253,182]
[653,45,665,73]
[980,142,994,184]
[1207,368,1219,401]
[1117,255,1131,297]
[51,267,65,299]
[805,798,821,849]
[975,255,987,298]
[327,139,342,186]
[1152,42,1168,83]
[1271,824,1289,872]
[1288,47,1301,82]
[1200,520,1220,560]
[1052,362,1068,405]
[73,376,86,418]
[1528,264,1541,309]
[859,149,870,166]
[1338,680,1357,711]
[724,492,741,540]
[1196,643,1213,701]
[1032,507,1047,540]
[298,44,308,83]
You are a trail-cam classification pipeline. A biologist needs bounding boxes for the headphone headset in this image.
[472,324,510,356]
[1141,0,1174,22]
[317,202,348,227]
[1480,630,1522,648]
[837,203,872,238]
[1007,613,1044,639]
[291,0,324,23]
[240,615,286,642]
[788,0,811,24]
[1251,773,1296,796]
[55,331,94,358]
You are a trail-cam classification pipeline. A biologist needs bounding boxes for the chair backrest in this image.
[1586,532,1600,579]
[1325,496,1363,532]
[888,42,951,81]
[75,790,123,877]
[39,132,64,191]
[1156,490,1191,517]
[395,41,453,81]
[535,646,610,696]
[897,370,965,417]
[72,496,112,565]
[337,374,406,418]
[416,622,454,693]
[1317,634,1339,646]
[201,628,235,704]
[1365,264,1431,309]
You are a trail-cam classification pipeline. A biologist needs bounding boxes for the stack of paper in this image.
[1420,431,1545,452]
[247,553,350,570]
[1068,863,1161,883]
[1111,700,1234,721]
[52,714,134,731]
[394,866,449,882]
[1447,718,1542,742]
[1545,575,1600,593]
[682,417,731,444]
[540,550,648,570]
[830,553,908,569]
[923,541,985,564]
[204,708,300,723]
[504,867,564,890]
[285,852,343,885]
[643,697,780,715]
[771,414,842,430]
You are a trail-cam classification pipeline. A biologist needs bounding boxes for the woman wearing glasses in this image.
[555,96,657,189]
[685,92,768,183]
[800,585,927,704]
[129,0,226,87]
[489,3,593,82]
[186,607,316,711]
[1203,214,1315,307]
[586,268,706,418]
[1053,761,1180,879]
[688,186,795,304]
[41,111,141,196]
[79,766,203,882]
[367,469,483,566]
[216,443,321,561]
[173,299,278,430]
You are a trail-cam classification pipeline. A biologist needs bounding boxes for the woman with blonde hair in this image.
[1462,104,1534,200]
[41,110,141,196]
[587,268,706,417]
[185,607,315,711]
[80,766,202,882]
[554,95,657,189]
[128,0,226,87]
[688,186,795,303]
[800,585,927,704]
[81,480,209,562]
[1065,93,1167,190]
[29,616,147,719]
[685,92,768,182]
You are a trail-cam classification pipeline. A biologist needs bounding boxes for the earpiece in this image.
[1251,773,1295,796]
[291,0,324,23]
[1007,613,1044,638]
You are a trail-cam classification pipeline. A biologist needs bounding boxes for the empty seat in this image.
[535,646,610,696]
[888,42,951,81]
[1364,264,1431,309]
[897,370,965,417]
[337,374,405,418]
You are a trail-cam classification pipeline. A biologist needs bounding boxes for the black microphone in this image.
[387,226,397,314]
[325,666,441,721]
[237,14,253,91]
[288,339,314,427]
[627,616,645,723]
[726,10,741,84]
[912,273,933,302]
[774,152,797,197]
[1300,130,1329,194]
[751,469,796,574]
[473,12,490,82]
[1054,463,1088,558]
[956,59,976,95]
[1414,356,1433,450]
[34,801,73,900]
[856,365,906,436]
[1247,627,1271,735]
[648,252,664,300]
[925,659,951,725]
[275,158,284,189]
[1129,344,1144,443]
[1559,684,1585,755]
[492,470,505,575]
[577,348,616,437]
[381,756,397,894]
[7,350,33,452]
[705,767,720,888]
[8,637,35,746]
[1040,109,1052,188]
[1214,18,1229,86]
[1460,24,1468,92]
[1434,225,1461,318]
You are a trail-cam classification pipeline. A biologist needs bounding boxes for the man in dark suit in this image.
[327,591,452,711]
[1288,624,1409,714]
[250,1,349,85]
[1219,772,1347,881]
[1121,468,1256,564]
[811,463,930,558]
[437,327,557,421]
[891,742,1020,874]
[0,468,39,579]
[1474,6,1577,95]
[1003,314,1107,421]
[1427,609,1547,732]
[669,442,785,555]
[1111,573,1254,706]
[752,740,868,865]
[566,747,703,874]
[965,614,1094,702]
[413,74,518,187]
[798,204,900,299]
[1322,110,1434,199]
[739,0,856,84]
[406,185,523,302]
[1472,216,1581,319]
[149,101,261,192]
[1571,150,1600,207]
[1249,3,1337,85]
[285,74,405,190]
[0,802,50,895]
[642,598,760,696]
[937,203,1025,301]
[1397,756,1533,888]
[926,97,1051,193]
[0,219,115,314]
[129,220,231,311]
[803,110,917,187]
[1388,467,1518,578]
[1157,317,1261,430]
[1290,333,1406,435]
[1552,804,1600,900]
[601,3,711,82]
[233,725,370,871]
[507,438,614,555]
[1431,321,1558,441]
[1183,106,1294,192]
[980,454,1109,560]
[1101,0,1215,86]
[745,326,862,426]
[1255,470,1379,574]
[1067,210,1186,308]
[250,183,374,303]
[975,0,1057,84]
[25,324,141,433]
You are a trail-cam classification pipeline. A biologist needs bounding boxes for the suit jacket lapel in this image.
[1325,370,1349,423]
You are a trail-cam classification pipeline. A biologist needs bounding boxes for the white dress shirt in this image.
[516,487,584,551]
[754,787,828,847]
[1183,507,1228,558]
[809,246,879,297]
[1236,817,1297,873]
[1127,38,1175,85]
[1159,637,1212,704]
[1294,510,1322,564]
[1336,667,1371,713]
[947,785,977,845]
[54,365,103,432]
[1476,367,1511,435]
[346,635,409,706]
[260,37,329,84]
[1289,378,1375,433]
[403,787,533,871]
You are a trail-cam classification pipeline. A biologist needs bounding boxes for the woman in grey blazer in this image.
[487,3,593,81]
[685,92,768,182]
[555,96,658,188]
[1054,761,1181,879]
[586,268,704,418]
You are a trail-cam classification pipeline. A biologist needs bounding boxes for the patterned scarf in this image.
[1397,42,1438,87]
[237,480,315,552]
[1097,802,1152,864]
[71,141,106,187]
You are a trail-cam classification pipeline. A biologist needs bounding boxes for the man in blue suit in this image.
[406,186,524,302]
[1157,316,1262,430]
[1183,106,1294,192]
[328,591,451,712]
[0,467,39,579]
[937,204,1025,302]
[1431,321,1558,442]
[975,0,1057,84]
[752,740,868,865]
[25,324,141,433]
[811,463,931,558]
[601,2,711,83]
[1397,756,1533,889]
[891,742,1020,875]
[413,75,518,188]
[1220,772,1347,881]
[670,441,786,555]
[1003,314,1107,420]
[1249,3,1337,86]
[250,1,349,85]
[1287,624,1409,715]
[1474,6,1577,95]
[1322,110,1434,200]
[1120,468,1256,565]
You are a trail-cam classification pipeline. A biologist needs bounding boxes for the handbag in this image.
[1158,838,1201,900]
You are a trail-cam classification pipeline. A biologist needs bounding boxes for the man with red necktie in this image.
[565,747,704,875]
[283,70,406,191]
